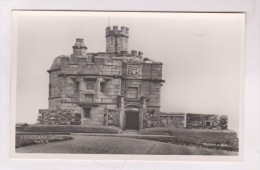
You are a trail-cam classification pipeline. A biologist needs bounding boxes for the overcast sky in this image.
[14,11,244,132]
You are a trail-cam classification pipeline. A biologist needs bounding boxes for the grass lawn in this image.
[140,128,238,150]
[16,135,237,155]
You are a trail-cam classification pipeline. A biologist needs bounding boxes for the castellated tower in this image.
[106,25,129,53]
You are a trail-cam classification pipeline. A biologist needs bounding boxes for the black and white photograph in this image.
[12,11,244,159]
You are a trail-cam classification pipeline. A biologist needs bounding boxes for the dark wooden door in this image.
[125,111,139,129]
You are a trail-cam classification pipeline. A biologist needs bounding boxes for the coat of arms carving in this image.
[127,65,142,78]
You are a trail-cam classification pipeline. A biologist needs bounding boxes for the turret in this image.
[105,26,129,53]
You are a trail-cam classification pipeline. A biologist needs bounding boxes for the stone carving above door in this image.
[126,65,142,78]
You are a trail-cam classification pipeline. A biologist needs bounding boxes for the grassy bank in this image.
[140,127,238,150]
[22,125,121,134]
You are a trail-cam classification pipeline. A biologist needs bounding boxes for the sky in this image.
[14,11,244,132]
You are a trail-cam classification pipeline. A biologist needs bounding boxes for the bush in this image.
[22,125,121,134]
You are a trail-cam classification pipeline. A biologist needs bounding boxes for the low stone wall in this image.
[160,113,185,128]
[38,109,81,125]
[158,113,228,130]
[186,113,228,130]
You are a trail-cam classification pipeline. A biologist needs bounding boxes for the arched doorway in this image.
[125,111,139,130]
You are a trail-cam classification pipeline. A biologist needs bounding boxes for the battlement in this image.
[131,50,143,58]
[106,25,129,37]
[118,50,143,59]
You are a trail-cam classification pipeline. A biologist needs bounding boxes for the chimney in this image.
[72,38,88,56]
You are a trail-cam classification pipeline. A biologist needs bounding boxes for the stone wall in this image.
[49,70,62,98]
[143,108,160,128]
[142,63,162,80]
[146,82,161,106]
[49,69,62,109]
[106,36,117,53]
[116,37,128,52]
[186,113,228,130]
[80,106,104,126]
[160,113,185,128]
[121,79,161,107]
[121,80,141,99]
[60,58,122,77]
[37,109,81,125]
[48,98,61,109]
[103,78,121,96]
[106,108,120,127]
[106,36,128,53]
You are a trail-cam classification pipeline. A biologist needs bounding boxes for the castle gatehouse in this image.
[37,26,165,130]
[37,25,228,130]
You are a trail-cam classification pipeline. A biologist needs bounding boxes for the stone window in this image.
[75,81,79,92]
[101,82,105,93]
[85,94,94,103]
[83,108,91,118]
[126,87,138,98]
[86,81,95,90]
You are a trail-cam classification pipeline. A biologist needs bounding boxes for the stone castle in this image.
[38,25,164,130]
[37,25,228,130]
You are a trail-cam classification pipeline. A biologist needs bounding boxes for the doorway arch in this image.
[123,105,143,130]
